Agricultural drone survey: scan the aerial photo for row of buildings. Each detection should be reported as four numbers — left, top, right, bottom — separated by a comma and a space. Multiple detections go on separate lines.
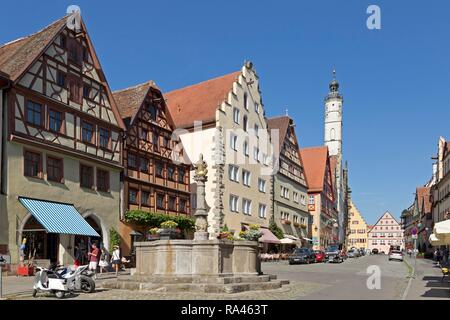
0, 13, 351, 267
401, 137, 450, 253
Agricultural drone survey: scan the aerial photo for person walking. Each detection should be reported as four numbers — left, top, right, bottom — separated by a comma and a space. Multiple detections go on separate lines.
88, 242, 100, 279
98, 247, 109, 276
111, 245, 121, 277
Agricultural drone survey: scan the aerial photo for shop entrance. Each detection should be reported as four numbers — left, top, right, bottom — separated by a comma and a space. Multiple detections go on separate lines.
74, 216, 103, 265
22, 216, 59, 263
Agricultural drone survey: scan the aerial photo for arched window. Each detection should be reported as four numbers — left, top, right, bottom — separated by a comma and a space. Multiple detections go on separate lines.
243, 93, 248, 110
330, 128, 336, 141
243, 115, 248, 132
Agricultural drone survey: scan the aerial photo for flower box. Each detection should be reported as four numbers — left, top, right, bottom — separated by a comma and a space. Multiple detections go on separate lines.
293, 222, 301, 228
281, 220, 292, 225
300, 224, 307, 229
17, 266, 34, 276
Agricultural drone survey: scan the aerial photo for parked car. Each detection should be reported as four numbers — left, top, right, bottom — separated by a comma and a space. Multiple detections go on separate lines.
325, 245, 344, 263
372, 248, 379, 255
314, 250, 326, 263
388, 250, 404, 262
359, 249, 366, 256
347, 249, 360, 258
289, 248, 316, 265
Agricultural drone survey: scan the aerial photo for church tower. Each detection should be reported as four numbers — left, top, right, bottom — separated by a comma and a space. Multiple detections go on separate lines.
324, 70, 345, 244
324, 70, 343, 158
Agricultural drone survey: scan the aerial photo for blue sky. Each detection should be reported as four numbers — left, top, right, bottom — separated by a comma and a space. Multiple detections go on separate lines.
1, 1, 449, 224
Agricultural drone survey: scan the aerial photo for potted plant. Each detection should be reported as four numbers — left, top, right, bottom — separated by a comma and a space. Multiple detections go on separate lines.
217, 225, 231, 239
281, 219, 292, 225
147, 227, 160, 240
293, 222, 301, 228
242, 224, 263, 242
158, 220, 179, 240
300, 224, 307, 229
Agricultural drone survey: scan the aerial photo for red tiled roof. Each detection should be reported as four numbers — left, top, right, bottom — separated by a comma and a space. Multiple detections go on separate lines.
165, 71, 241, 129
416, 186, 432, 214
0, 16, 67, 81
113, 81, 157, 121
300, 146, 329, 193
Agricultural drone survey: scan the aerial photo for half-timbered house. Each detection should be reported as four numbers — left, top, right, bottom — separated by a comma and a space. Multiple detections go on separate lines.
113, 81, 191, 255
0, 14, 125, 265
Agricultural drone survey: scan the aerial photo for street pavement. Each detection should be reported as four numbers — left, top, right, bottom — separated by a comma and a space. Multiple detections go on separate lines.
3, 254, 449, 300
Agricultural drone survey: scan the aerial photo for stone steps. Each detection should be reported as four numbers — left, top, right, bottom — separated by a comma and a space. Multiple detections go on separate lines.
100, 274, 289, 294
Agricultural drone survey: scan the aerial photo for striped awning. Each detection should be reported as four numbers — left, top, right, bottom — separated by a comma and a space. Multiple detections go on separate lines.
19, 197, 99, 237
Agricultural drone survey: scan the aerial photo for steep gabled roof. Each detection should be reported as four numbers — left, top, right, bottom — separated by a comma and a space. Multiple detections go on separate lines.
165, 71, 241, 129
267, 116, 290, 148
113, 81, 157, 122
300, 146, 329, 193
0, 15, 68, 81
416, 186, 432, 215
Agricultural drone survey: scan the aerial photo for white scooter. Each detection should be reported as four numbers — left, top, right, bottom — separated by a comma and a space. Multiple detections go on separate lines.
32, 264, 92, 299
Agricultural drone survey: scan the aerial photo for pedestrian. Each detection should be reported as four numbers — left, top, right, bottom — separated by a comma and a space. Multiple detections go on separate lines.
98, 247, 109, 276
74, 244, 82, 267
407, 248, 412, 258
88, 242, 100, 278
111, 245, 121, 277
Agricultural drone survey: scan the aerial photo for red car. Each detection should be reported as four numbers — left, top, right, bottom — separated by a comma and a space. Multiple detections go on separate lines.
314, 250, 326, 263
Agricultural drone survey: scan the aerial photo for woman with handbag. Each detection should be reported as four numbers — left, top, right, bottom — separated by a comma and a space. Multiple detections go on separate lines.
111, 245, 121, 277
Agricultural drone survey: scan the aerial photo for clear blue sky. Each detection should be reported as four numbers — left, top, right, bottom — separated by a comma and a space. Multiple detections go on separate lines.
1, 1, 449, 224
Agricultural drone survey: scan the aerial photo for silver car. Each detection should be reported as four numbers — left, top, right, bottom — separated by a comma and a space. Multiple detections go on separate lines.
388, 250, 403, 262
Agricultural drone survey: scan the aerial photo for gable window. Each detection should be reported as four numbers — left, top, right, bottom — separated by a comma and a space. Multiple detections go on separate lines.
156, 194, 165, 209
243, 93, 248, 110
128, 153, 137, 169
163, 137, 170, 148
254, 124, 259, 137
233, 108, 240, 124
49, 109, 63, 133
82, 46, 89, 62
81, 121, 94, 144
67, 38, 82, 65
141, 191, 150, 206
26, 101, 42, 126
83, 85, 91, 99
99, 128, 110, 149
168, 166, 175, 181
128, 189, 138, 204
179, 199, 187, 213
146, 103, 157, 121
24, 151, 42, 178
139, 157, 149, 173
230, 195, 239, 213
57, 71, 66, 87
153, 133, 159, 151
155, 161, 164, 177
168, 196, 176, 211
253, 147, 259, 162
68, 75, 82, 104
254, 103, 259, 114
97, 169, 110, 192
80, 164, 94, 189
138, 128, 148, 141
258, 178, 266, 193
242, 170, 251, 187
243, 116, 248, 132
47, 156, 63, 183
178, 168, 185, 183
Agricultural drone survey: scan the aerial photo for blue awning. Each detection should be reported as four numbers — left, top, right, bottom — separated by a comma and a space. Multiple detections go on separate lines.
19, 197, 100, 237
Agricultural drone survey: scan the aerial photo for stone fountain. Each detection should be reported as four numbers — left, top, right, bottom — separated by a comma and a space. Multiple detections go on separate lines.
102, 155, 288, 293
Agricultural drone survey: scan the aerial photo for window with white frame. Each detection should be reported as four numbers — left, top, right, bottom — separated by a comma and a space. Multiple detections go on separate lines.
230, 134, 237, 151
229, 195, 239, 212
281, 186, 289, 199
293, 216, 299, 223
281, 212, 290, 220
254, 124, 259, 137
242, 198, 252, 215
262, 153, 268, 166
244, 93, 248, 110
243, 140, 249, 157
258, 204, 266, 218
228, 165, 239, 182
254, 103, 259, 113
233, 108, 240, 124
309, 195, 315, 205
242, 170, 251, 187
300, 217, 306, 224
293, 192, 299, 203
300, 195, 306, 205
253, 147, 259, 162
258, 178, 266, 193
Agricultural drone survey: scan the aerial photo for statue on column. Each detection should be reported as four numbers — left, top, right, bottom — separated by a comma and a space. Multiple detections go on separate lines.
193, 154, 209, 240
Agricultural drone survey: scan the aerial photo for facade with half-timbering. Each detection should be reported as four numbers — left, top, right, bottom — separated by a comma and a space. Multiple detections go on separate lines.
113, 81, 191, 255
0, 15, 125, 265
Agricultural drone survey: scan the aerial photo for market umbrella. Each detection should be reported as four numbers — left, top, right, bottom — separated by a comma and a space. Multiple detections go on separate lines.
433, 220, 450, 244
429, 233, 447, 246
